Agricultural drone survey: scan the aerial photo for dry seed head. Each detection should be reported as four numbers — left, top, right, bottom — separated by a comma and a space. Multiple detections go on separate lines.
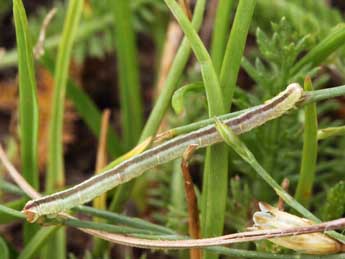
252, 202, 344, 255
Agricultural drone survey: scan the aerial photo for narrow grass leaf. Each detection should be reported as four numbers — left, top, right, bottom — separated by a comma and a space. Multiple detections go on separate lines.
171, 82, 204, 114
0, 204, 25, 219
47, 0, 83, 191
0, 236, 9, 259
108, 0, 143, 149
13, 0, 40, 244
164, 3, 228, 259
18, 226, 59, 259
46, 0, 83, 258
210, 0, 235, 74
295, 77, 318, 206
140, 0, 206, 139
107, 0, 145, 215
220, 0, 256, 107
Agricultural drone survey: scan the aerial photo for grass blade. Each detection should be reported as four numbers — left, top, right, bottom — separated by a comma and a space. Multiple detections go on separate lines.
46, 1, 83, 258
210, 0, 235, 74
164, 2, 227, 259
108, 0, 143, 149
220, 0, 256, 107
18, 226, 60, 259
110, 0, 207, 213
295, 77, 318, 206
13, 0, 40, 244
140, 0, 206, 140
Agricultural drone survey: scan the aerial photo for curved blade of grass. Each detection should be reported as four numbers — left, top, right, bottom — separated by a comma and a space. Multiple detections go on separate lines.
0, 236, 9, 259
295, 77, 318, 207
219, 0, 256, 107
13, 0, 40, 244
164, 3, 228, 259
46, 1, 83, 258
171, 82, 204, 114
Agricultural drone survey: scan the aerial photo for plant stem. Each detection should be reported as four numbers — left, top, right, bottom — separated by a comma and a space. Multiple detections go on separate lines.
140, 0, 206, 139
13, 0, 40, 244
109, 0, 207, 213
295, 77, 318, 206
46, 1, 83, 258
219, 0, 256, 107
108, 0, 143, 149
210, 0, 234, 74
164, 3, 228, 257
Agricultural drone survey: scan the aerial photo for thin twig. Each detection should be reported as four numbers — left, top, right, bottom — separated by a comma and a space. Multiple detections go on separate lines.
0, 144, 40, 199
155, 21, 183, 97
181, 144, 201, 259
34, 7, 57, 59
277, 178, 289, 211
76, 218, 345, 249
93, 109, 110, 216
95, 109, 110, 173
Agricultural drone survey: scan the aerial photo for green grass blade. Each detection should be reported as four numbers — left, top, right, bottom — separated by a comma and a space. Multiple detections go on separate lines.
318, 126, 345, 140
47, 0, 83, 191
13, 0, 40, 244
164, 2, 228, 259
220, 0, 256, 107
108, 0, 143, 149
210, 0, 235, 74
0, 198, 27, 224
18, 226, 59, 259
106, 0, 145, 217
0, 204, 25, 220
46, 1, 83, 258
109, 0, 207, 213
295, 78, 318, 206
140, 0, 206, 140
0, 236, 9, 259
